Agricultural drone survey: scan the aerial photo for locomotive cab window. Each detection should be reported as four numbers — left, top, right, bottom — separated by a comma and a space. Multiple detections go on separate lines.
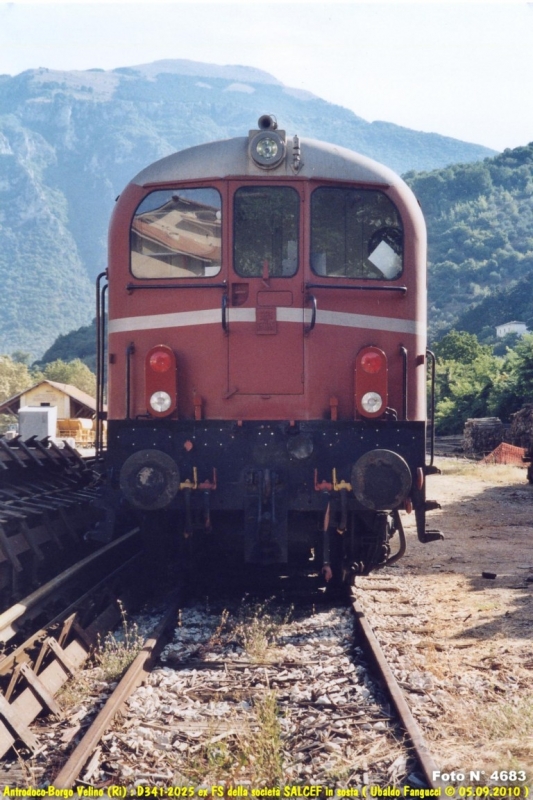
131, 188, 222, 279
233, 186, 299, 277
311, 187, 403, 280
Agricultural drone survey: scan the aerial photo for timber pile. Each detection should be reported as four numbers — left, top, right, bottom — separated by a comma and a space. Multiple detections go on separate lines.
463, 417, 504, 457
508, 404, 533, 451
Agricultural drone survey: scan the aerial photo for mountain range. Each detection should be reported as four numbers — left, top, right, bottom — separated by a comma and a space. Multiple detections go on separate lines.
0, 59, 496, 357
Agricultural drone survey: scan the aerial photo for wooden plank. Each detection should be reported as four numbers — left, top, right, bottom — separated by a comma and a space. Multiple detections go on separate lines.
0, 637, 89, 758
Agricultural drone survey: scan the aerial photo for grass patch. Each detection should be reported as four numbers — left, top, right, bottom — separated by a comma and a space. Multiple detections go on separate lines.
480, 694, 533, 741
95, 600, 144, 682
248, 691, 284, 781
57, 672, 94, 710
172, 691, 284, 784
436, 694, 533, 778
233, 597, 293, 661
436, 457, 526, 483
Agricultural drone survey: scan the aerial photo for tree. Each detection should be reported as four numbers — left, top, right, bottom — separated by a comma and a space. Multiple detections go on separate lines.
40, 359, 96, 398
434, 350, 499, 434
0, 355, 34, 403
488, 334, 533, 420
433, 330, 491, 364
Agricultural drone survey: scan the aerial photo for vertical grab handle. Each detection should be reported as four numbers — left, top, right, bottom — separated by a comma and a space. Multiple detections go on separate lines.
400, 345, 408, 420
222, 293, 229, 334
305, 294, 317, 335
95, 271, 107, 456
426, 349, 437, 467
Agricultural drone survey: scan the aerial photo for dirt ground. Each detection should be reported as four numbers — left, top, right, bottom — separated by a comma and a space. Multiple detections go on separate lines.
396, 457, 533, 781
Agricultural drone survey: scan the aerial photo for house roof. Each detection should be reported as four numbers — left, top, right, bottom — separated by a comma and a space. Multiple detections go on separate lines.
0, 380, 99, 417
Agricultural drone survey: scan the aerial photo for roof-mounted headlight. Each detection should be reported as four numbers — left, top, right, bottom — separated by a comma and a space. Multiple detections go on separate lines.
249, 115, 286, 169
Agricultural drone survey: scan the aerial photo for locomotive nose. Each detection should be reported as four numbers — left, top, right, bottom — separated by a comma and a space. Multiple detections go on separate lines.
119, 449, 180, 510
351, 449, 412, 511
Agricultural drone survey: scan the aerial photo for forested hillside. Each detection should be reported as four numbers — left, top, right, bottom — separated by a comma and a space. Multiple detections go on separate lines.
405, 143, 533, 341
0, 59, 494, 357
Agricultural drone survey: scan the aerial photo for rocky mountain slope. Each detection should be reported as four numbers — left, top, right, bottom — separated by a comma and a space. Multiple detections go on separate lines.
0, 59, 495, 357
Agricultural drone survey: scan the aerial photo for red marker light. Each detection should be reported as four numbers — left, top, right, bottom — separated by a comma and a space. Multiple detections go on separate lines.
361, 351, 384, 374
355, 346, 388, 419
149, 350, 172, 373
145, 345, 177, 418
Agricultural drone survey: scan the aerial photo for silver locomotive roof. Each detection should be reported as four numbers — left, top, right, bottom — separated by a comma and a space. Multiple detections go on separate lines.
132, 135, 403, 188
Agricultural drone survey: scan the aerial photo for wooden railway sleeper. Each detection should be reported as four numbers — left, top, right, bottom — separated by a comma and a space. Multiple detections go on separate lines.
47, 440, 75, 470
0, 439, 27, 469
33, 637, 51, 675
57, 612, 77, 648
0, 627, 92, 759
19, 662, 63, 718
24, 438, 64, 467
45, 638, 77, 677
0, 523, 23, 573
32, 633, 77, 678
41, 510, 65, 551
0, 491, 56, 511
53, 489, 100, 505
0, 507, 45, 564
14, 493, 69, 510
5, 662, 26, 703
0, 692, 38, 752
61, 439, 89, 471
13, 487, 75, 510
58, 508, 80, 542
13, 493, 85, 542
0, 497, 61, 515
70, 617, 96, 651
12, 437, 44, 468
20, 519, 45, 562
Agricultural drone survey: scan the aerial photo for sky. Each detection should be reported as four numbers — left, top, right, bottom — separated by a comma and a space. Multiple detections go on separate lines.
0, 1, 532, 153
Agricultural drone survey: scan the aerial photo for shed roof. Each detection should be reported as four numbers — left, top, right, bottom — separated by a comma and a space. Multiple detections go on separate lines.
0, 380, 98, 417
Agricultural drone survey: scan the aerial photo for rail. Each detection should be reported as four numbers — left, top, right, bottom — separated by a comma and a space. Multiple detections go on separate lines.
53, 598, 180, 788
350, 588, 442, 790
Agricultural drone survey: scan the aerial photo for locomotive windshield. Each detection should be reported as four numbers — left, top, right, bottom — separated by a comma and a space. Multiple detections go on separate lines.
131, 188, 222, 279
233, 186, 299, 277
311, 188, 403, 280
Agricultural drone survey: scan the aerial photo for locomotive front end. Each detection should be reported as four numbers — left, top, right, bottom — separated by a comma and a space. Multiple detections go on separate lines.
99, 116, 441, 580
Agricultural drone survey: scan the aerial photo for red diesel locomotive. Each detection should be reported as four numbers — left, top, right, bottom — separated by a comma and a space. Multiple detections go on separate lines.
96, 115, 441, 580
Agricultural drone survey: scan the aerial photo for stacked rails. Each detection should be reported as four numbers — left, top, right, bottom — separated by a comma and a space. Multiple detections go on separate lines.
0, 435, 100, 607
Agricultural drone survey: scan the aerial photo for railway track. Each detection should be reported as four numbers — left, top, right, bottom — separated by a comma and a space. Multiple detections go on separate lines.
7, 576, 444, 791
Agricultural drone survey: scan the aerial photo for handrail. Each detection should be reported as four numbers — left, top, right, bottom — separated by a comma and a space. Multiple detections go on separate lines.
95, 272, 107, 457
306, 282, 407, 295
305, 294, 317, 335
126, 281, 227, 292
221, 294, 229, 334
126, 342, 135, 421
